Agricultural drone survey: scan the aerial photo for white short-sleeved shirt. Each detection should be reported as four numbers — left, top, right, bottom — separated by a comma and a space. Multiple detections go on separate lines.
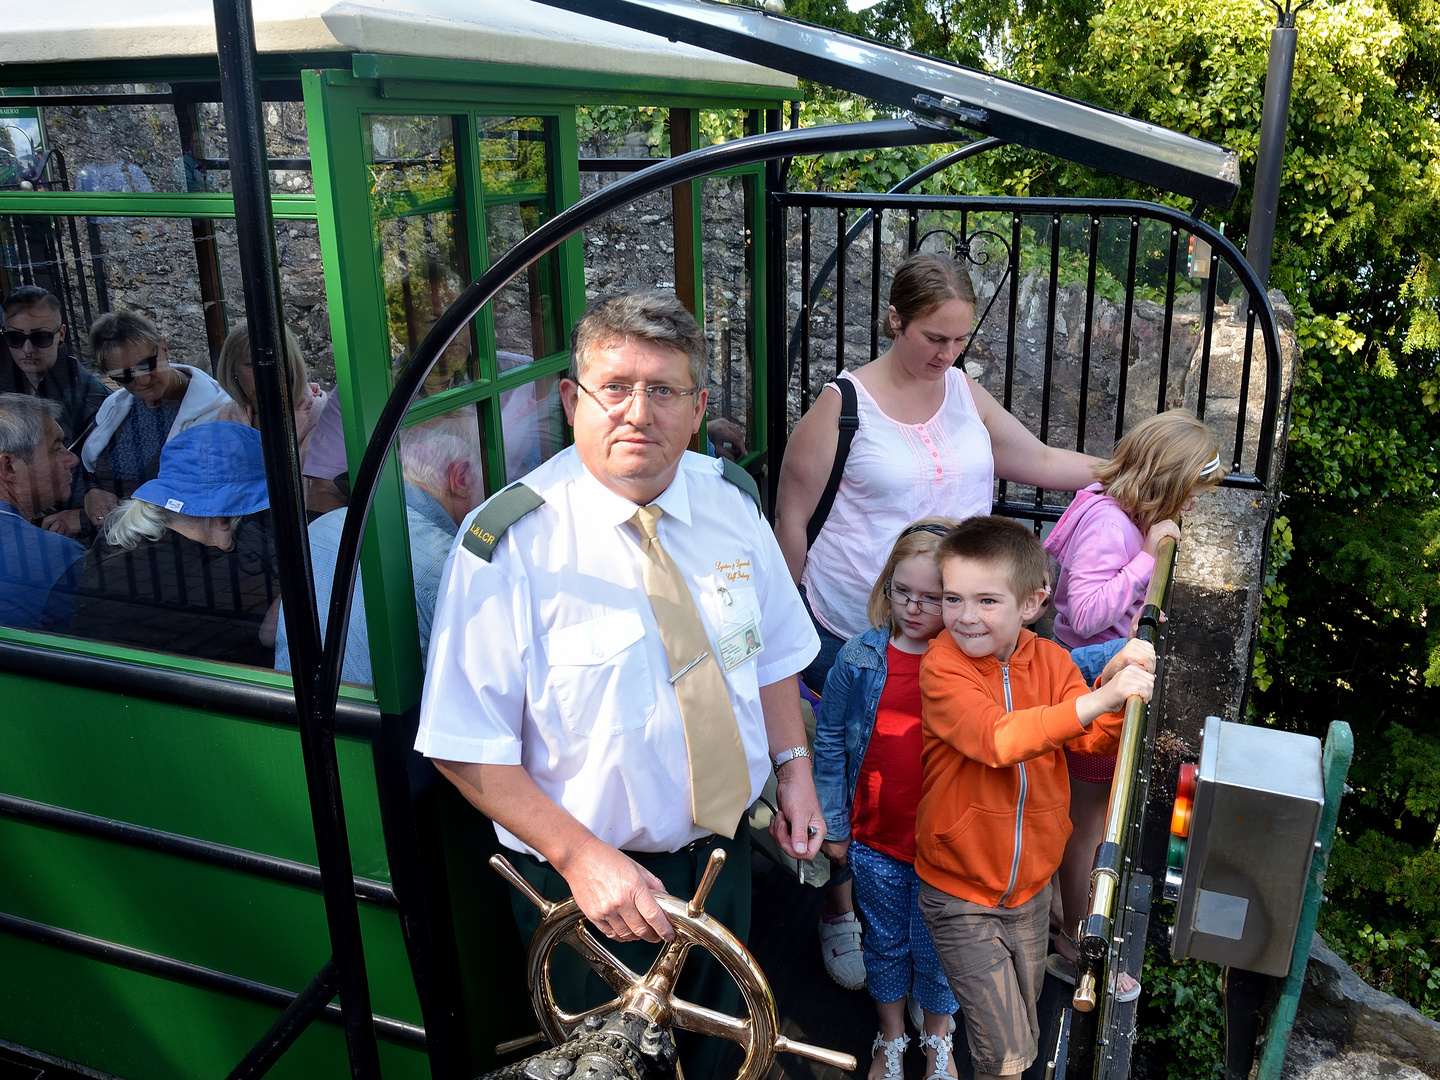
415, 447, 821, 857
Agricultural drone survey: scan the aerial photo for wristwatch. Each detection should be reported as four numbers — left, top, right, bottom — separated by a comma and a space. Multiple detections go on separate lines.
771, 745, 813, 770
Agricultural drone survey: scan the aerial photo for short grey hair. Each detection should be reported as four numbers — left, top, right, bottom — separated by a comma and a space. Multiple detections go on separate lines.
399, 413, 485, 495
0, 393, 60, 462
569, 291, 706, 389
101, 498, 242, 551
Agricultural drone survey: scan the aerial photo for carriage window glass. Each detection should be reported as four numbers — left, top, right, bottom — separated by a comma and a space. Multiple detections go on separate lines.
0, 205, 341, 670
480, 116, 563, 368
488, 203, 563, 363
498, 373, 566, 483
182, 97, 313, 196
701, 174, 756, 457
576, 109, 676, 313
367, 114, 475, 396
14, 87, 309, 198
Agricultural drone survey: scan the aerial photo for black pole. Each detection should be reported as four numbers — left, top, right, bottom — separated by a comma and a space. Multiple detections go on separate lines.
211, 1, 382, 1077
1245, 6, 1299, 288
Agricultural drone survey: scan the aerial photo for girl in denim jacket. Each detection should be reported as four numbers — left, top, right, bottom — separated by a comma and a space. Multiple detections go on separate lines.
814, 518, 961, 1080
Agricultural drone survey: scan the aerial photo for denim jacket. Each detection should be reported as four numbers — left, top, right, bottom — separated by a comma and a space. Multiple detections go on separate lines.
812, 625, 894, 842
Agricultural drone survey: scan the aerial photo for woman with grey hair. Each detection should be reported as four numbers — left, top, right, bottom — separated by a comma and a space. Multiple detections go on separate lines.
73, 421, 279, 666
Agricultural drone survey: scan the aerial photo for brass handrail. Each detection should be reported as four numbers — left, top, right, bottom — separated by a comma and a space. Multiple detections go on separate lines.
1072, 535, 1177, 1012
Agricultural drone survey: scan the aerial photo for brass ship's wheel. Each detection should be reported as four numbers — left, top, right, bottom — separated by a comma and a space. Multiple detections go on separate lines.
491, 849, 855, 1080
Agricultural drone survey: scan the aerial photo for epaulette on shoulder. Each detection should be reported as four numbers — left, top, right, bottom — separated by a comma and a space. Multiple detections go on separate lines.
460, 483, 545, 562
719, 457, 761, 512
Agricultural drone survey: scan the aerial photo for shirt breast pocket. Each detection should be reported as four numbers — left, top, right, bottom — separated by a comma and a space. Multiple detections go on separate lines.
544, 610, 656, 738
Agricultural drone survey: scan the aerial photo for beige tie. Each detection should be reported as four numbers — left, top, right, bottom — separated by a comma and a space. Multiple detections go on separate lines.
632, 504, 751, 837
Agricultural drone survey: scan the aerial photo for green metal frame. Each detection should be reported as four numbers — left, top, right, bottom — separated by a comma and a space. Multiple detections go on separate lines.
1255, 721, 1353, 1080
0, 50, 787, 1079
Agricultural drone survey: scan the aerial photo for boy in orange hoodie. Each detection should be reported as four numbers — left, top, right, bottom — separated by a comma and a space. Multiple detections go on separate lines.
916, 516, 1154, 1080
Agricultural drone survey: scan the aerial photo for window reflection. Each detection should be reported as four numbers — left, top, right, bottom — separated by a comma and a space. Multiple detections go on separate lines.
482, 117, 563, 367
702, 174, 755, 457
367, 115, 475, 396
274, 409, 488, 686
498, 369, 566, 482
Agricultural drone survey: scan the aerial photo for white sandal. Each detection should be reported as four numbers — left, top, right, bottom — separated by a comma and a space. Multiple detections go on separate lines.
870, 1032, 909, 1080
918, 1031, 956, 1080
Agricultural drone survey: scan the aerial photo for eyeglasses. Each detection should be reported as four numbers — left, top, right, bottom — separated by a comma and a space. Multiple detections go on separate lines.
576, 380, 701, 411
3, 327, 60, 350
104, 353, 162, 385
884, 581, 943, 615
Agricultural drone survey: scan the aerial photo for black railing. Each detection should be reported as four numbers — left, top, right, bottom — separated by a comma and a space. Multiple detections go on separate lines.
768, 192, 1283, 519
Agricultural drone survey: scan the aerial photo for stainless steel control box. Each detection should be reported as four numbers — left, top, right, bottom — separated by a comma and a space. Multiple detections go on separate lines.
1170, 716, 1324, 976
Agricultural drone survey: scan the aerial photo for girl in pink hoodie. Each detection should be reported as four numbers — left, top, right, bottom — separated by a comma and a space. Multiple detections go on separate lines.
1044, 409, 1224, 649
1042, 409, 1222, 989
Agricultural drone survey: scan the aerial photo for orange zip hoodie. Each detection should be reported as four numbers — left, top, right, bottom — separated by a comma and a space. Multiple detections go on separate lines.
915, 627, 1124, 908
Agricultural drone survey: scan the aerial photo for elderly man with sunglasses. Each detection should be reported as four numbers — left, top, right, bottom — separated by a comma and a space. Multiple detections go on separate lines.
415, 291, 823, 1080
79, 310, 229, 528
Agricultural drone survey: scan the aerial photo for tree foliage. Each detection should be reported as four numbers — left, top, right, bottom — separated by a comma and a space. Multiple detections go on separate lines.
779, 0, 1440, 1011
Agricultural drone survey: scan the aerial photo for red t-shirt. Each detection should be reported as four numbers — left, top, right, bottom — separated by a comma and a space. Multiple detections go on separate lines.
850, 644, 926, 863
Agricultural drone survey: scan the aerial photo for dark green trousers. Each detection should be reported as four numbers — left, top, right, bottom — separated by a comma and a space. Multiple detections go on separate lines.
511, 824, 751, 1080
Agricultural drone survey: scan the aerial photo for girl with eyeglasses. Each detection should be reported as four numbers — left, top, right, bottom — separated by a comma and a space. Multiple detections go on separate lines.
79, 310, 229, 529
813, 517, 963, 1080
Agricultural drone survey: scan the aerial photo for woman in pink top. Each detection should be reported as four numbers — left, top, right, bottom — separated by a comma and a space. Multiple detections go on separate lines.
777, 253, 1101, 690
775, 251, 1101, 986
215, 323, 338, 510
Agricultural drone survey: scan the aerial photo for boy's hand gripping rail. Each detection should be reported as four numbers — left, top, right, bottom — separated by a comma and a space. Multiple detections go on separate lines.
1071, 536, 1176, 1013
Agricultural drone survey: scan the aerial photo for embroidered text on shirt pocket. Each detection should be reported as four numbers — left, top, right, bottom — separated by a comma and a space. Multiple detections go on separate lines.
543, 610, 656, 738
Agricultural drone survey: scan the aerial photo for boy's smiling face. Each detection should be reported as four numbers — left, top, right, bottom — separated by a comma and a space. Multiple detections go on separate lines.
940, 555, 1048, 663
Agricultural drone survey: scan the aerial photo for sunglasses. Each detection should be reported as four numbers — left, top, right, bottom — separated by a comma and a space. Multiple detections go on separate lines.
3, 327, 60, 350
104, 353, 162, 385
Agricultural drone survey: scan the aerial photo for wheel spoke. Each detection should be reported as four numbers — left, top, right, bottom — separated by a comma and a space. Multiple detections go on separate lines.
563, 924, 642, 995
669, 997, 752, 1045
555, 997, 625, 1032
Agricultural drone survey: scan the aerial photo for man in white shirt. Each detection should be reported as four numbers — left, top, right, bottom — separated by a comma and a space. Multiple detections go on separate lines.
415, 292, 822, 1073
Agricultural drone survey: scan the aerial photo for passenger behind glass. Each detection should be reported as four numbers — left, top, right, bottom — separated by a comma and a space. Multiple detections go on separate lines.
71, 421, 278, 667
274, 413, 485, 686
0, 394, 85, 632
80, 310, 229, 529
215, 322, 334, 509
1, 286, 109, 537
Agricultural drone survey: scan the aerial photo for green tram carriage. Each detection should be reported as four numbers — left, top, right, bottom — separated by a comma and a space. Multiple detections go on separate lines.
0, 2, 1289, 1078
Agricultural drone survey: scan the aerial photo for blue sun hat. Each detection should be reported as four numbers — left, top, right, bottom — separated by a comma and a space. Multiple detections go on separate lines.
132, 421, 270, 517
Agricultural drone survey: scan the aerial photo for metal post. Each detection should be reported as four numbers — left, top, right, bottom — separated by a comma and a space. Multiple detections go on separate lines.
1254, 721, 1354, 1079
211, 0, 382, 1076
1245, 3, 1303, 288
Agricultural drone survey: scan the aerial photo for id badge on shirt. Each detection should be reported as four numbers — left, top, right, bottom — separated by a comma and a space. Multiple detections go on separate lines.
715, 585, 763, 671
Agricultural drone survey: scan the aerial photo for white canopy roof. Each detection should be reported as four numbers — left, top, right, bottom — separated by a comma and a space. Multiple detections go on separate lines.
0, 0, 797, 89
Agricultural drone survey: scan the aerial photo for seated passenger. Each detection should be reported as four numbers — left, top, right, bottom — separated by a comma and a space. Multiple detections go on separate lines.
274, 413, 484, 685
0, 394, 85, 631
215, 322, 330, 480
80, 310, 229, 528
299, 392, 349, 513
72, 421, 278, 667
1, 286, 109, 536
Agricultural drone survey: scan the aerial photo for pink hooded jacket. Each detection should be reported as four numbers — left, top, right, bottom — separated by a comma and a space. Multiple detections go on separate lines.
1044, 484, 1152, 649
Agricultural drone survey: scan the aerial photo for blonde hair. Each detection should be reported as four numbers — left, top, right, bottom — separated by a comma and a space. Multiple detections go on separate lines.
1095, 409, 1225, 532
216, 323, 309, 410
865, 516, 961, 636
